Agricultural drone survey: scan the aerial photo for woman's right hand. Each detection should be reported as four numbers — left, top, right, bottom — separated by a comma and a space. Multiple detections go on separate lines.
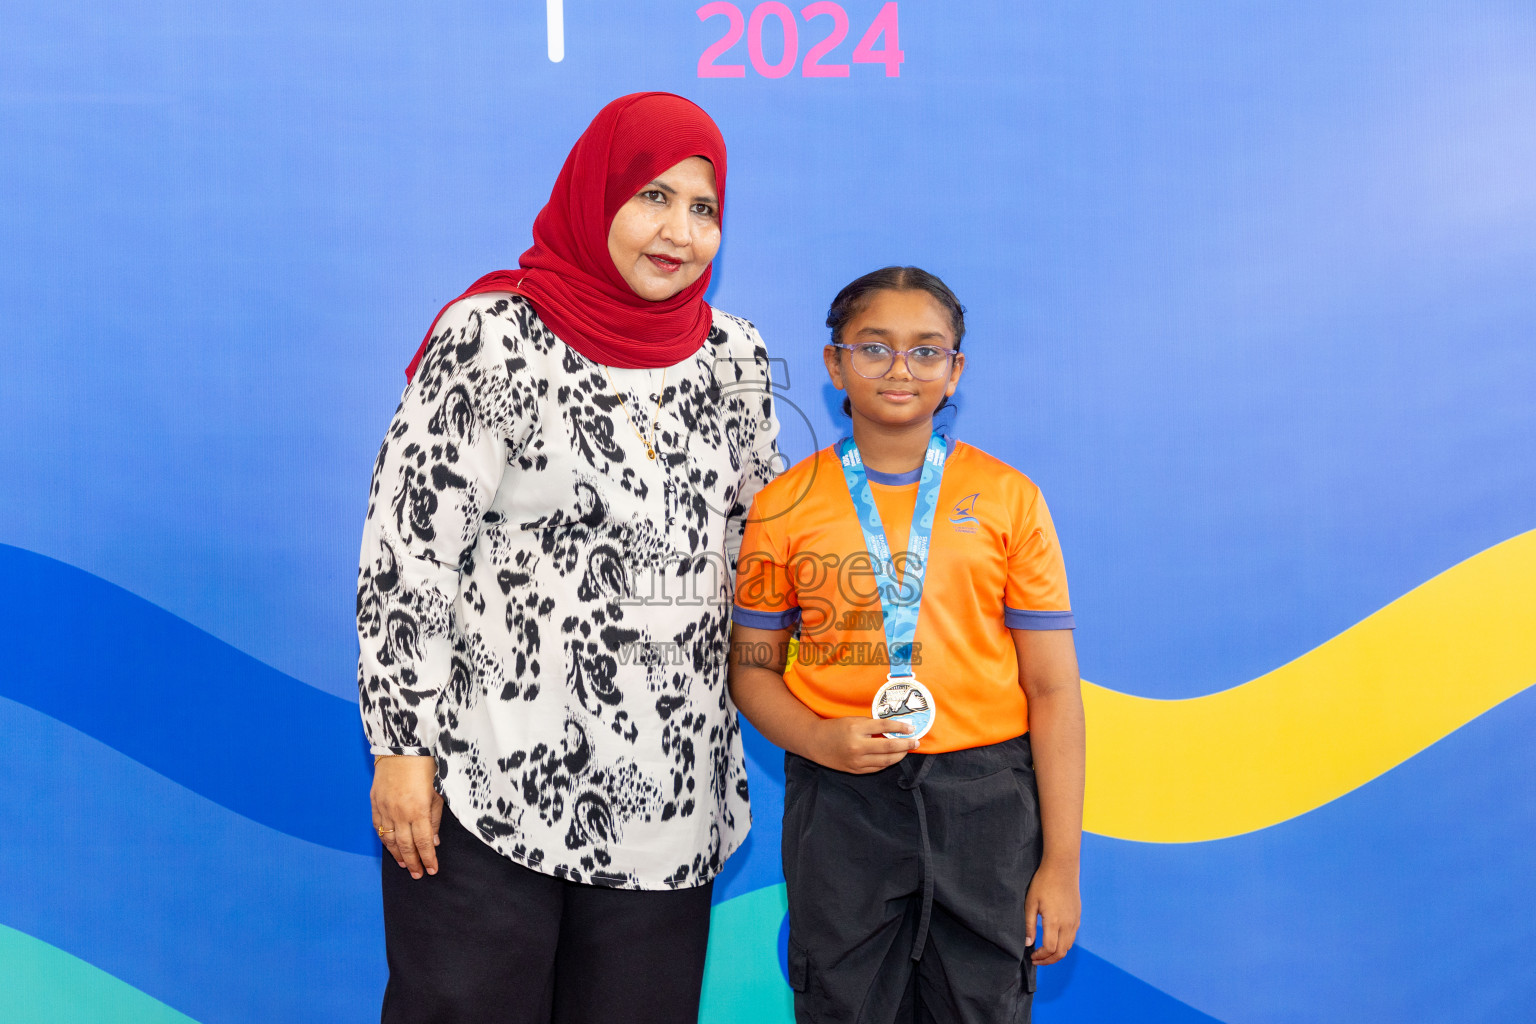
371, 755, 444, 878
807, 717, 919, 774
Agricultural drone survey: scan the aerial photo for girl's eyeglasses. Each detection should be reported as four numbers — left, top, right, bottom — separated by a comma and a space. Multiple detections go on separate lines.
830, 342, 958, 381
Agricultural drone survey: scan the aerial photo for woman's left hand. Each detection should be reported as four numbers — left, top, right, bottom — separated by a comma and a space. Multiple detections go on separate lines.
371, 754, 444, 879
1025, 857, 1081, 965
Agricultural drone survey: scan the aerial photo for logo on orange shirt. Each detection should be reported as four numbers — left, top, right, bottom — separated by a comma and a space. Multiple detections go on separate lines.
950, 493, 979, 532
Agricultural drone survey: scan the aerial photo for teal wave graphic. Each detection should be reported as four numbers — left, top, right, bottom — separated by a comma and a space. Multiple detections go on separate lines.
0, 924, 201, 1024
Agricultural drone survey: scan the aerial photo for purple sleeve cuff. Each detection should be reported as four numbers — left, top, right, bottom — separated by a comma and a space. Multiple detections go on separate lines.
732, 605, 801, 630
1004, 607, 1076, 630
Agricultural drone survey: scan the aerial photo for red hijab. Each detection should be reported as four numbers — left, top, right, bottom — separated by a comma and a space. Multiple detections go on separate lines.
405, 93, 727, 380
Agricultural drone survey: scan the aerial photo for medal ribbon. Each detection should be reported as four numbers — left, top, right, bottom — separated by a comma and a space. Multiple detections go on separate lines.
837, 432, 949, 678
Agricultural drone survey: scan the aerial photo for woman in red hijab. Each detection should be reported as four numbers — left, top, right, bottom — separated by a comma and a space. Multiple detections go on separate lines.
357, 93, 781, 1023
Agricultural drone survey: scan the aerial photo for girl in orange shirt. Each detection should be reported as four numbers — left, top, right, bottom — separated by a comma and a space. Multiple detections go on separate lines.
730, 266, 1086, 1024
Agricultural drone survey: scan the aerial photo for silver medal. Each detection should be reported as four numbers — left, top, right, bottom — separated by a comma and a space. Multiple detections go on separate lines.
872, 676, 936, 740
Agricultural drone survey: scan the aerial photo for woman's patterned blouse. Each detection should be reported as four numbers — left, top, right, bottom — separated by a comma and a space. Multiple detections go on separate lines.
357, 294, 780, 890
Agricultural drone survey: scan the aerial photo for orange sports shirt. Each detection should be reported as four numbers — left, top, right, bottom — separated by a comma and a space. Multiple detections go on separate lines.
733, 438, 1074, 753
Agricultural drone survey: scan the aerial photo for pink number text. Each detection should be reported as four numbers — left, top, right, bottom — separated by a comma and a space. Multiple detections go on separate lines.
697, 2, 903, 79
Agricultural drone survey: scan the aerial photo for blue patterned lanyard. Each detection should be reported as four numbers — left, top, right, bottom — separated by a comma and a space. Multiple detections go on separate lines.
836, 432, 949, 678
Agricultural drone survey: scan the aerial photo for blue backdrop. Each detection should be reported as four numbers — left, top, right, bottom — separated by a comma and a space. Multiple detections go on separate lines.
3, 2, 1534, 1021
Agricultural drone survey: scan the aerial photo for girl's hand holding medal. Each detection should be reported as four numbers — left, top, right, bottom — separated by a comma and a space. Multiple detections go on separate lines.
805, 715, 920, 775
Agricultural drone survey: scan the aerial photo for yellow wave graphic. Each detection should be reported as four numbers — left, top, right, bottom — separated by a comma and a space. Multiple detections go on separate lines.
1084, 529, 1536, 843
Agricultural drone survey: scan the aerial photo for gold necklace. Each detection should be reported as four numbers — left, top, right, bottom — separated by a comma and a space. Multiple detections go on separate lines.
602, 366, 666, 460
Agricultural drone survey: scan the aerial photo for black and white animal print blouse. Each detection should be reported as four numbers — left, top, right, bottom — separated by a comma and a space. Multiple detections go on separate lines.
357, 294, 780, 889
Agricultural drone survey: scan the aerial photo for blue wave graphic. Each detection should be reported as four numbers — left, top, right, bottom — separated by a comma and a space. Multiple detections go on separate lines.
0, 696, 383, 1024
0, 549, 1217, 1023
7, 689, 1221, 1024
0, 542, 792, 887
1080, 683, 1536, 1023
8, 543, 1533, 1021
1034, 944, 1223, 1022
0, 544, 374, 854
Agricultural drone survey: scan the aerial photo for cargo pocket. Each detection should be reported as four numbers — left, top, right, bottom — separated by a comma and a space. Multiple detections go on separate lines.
788, 940, 810, 993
